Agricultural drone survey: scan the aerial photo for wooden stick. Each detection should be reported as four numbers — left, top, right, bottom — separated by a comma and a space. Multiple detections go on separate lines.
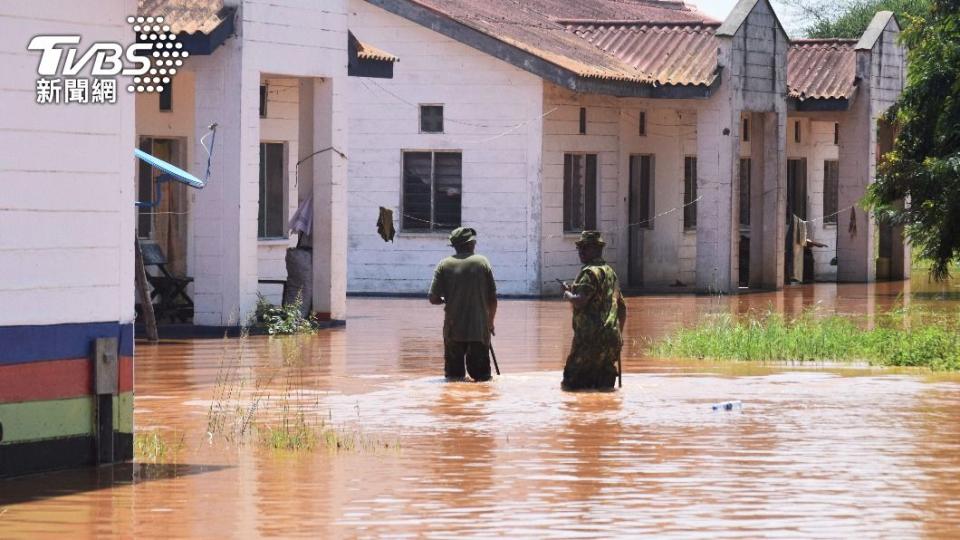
135, 238, 159, 342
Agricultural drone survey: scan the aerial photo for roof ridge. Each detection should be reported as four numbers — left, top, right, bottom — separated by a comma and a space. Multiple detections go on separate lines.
791, 38, 858, 44
557, 18, 719, 27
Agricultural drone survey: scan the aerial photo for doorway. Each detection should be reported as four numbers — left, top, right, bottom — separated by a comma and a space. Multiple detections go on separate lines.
627, 154, 653, 287
137, 137, 189, 277
786, 158, 808, 283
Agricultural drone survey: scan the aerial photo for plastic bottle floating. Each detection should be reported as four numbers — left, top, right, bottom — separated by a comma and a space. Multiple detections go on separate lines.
712, 400, 743, 411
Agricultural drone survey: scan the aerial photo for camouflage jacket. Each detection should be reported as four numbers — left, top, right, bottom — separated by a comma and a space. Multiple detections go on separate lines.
571, 258, 624, 347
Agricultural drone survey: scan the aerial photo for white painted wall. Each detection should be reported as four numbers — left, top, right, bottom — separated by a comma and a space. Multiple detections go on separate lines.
346, 0, 544, 296
787, 117, 839, 280
0, 0, 136, 327
540, 85, 622, 292
190, 0, 349, 324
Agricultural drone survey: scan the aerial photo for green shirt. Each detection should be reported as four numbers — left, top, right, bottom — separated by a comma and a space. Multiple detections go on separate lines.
430, 253, 496, 343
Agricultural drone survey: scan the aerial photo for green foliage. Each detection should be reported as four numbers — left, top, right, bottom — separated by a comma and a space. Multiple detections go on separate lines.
784, 0, 930, 38
866, 0, 960, 280
652, 307, 960, 371
254, 293, 319, 335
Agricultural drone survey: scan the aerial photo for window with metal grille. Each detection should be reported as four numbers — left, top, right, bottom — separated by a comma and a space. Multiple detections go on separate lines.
823, 160, 839, 224
420, 105, 444, 133
630, 155, 654, 229
258, 142, 286, 239
563, 153, 597, 232
402, 151, 462, 231
684, 156, 698, 230
739, 158, 751, 227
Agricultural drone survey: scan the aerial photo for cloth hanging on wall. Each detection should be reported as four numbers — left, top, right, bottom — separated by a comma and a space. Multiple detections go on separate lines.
377, 206, 396, 242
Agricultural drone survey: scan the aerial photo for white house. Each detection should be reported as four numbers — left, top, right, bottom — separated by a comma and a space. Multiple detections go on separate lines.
134, 0, 398, 326
0, 0, 137, 477
346, 0, 908, 296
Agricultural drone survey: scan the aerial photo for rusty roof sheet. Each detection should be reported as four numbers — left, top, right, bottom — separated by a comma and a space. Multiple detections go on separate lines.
357, 41, 399, 62
566, 22, 720, 87
787, 39, 858, 101
403, 0, 716, 84
138, 0, 226, 35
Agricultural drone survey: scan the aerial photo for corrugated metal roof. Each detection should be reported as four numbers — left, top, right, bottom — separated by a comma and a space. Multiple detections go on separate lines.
787, 39, 858, 101
403, 0, 716, 83
138, 0, 226, 35
566, 22, 720, 87
357, 41, 399, 63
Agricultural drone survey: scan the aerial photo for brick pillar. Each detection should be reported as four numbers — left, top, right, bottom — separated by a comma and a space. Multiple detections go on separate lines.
836, 86, 876, 283
303, 77, 347, 321
696, 98, 739, 293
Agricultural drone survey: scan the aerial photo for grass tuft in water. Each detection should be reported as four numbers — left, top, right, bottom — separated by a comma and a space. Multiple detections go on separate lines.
134, 429, 185, 463
651, 307, 960, 370
205, 330, 400, 453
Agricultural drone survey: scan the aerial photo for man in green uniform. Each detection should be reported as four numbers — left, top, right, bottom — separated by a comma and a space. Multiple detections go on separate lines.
560, 231, 627, 391
429, 227, 498, 381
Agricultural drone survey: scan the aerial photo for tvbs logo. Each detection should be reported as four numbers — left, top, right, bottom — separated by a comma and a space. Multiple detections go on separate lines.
27, 15, 188, 104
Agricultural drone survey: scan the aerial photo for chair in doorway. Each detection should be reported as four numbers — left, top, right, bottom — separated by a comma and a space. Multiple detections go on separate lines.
138, 239, 194, 323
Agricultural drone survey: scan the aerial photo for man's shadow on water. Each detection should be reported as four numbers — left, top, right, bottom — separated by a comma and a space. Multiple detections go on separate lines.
0, 462, 231, 506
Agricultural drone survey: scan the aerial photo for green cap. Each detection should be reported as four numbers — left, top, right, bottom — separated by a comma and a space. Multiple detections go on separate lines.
448, 226, 477, 246
575, 230, 605, 247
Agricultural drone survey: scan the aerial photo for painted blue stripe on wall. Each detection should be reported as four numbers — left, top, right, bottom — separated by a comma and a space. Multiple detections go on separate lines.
0, 322, 133, 366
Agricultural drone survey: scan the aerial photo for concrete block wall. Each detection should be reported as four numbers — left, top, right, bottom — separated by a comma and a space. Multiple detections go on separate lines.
0, 0, 137, 328
346, 0, 544, 296
541, 84, 621, 293
838, 14, 905, 283
706, 0, 788, 292
0, 0, 137, 477
616, 103, 698, 288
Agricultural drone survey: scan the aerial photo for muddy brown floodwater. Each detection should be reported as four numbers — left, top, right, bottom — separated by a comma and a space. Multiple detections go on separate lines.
3, 280, 960, 538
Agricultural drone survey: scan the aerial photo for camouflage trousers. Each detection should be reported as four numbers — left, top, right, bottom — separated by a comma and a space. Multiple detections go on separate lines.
561, 340, 621, 391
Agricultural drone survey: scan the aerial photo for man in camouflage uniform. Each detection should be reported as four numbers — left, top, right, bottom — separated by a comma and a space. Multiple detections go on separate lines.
429, 227, 498, 382
560, 231, 627, 391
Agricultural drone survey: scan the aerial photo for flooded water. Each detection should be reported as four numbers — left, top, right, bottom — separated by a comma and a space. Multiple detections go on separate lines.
3, 280, 960, 538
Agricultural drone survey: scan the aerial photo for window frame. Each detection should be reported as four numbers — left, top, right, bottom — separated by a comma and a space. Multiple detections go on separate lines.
579, 107, 587, 135
683, 156, 698, 231
638, 111, 647, 137
400, 149, 463, 233
742, 116, 750, 142
258, 141, 289, 240
563, 152, 598, 233
419, 104, 444, 134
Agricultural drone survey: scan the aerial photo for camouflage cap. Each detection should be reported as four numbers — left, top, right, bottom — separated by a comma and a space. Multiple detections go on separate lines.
448, 226, 477, 246
575, 230, 605, 247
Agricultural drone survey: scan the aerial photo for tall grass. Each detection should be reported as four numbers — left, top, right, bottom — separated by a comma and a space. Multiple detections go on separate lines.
652, 307, 960, 370
205, 330, 398, 452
